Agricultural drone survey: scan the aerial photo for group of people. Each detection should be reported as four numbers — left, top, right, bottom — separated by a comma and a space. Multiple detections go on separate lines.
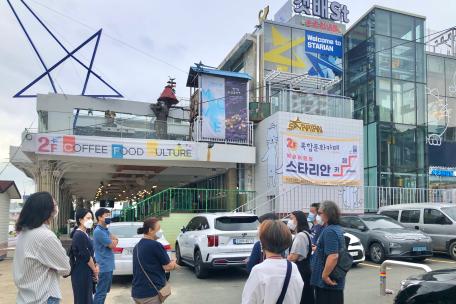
12, 191, 179, 304
242, 201, 347, 304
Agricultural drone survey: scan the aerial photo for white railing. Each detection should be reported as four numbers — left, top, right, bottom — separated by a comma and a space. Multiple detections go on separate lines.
234, 185, 454, 215
194, 117, 254, 146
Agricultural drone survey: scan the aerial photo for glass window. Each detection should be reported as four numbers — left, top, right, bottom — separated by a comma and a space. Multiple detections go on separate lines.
379, 124, 392, 168
445, 57, 456, 97
214, 216, 259, 231
375, 35, 391, 78
374, 9, 391, 36
393, 80, 416, 124
400, 210, 420, 223
363, 126, 368, 167
368, 167, 378, 186
340, 217, 365, 229
442, 207, 456, 222
346, 17, 367, 51
391, 13, 414, 40
416, 43, 426, 83
363, 216, 403, 229
380, 210, 399, 220
415, 18, 425, 43
427, 55, 446, 96
392, 39, 415, 81
377, 78, 392, 121
424, 209, 452, 225
416, 83, 426, 125
186, 217, 200, 231
368, 123, 377, 167
392, 124, 417, 170
417, 126, 426, 170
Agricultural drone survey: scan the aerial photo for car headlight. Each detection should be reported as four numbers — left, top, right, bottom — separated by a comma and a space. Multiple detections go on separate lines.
389, 242, 401, 248
400, 279, 422, 291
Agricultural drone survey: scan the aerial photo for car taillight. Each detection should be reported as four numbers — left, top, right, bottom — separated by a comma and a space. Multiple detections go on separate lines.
207, 235, 219, 247
113, 247, 123, 254
162, 244, 172, 251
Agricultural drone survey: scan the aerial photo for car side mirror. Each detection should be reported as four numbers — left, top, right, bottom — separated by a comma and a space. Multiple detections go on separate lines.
181, 226, 187, 233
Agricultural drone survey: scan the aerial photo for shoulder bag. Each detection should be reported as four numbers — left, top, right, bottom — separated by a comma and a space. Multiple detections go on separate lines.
136, 243, 172, 303
328, 232, 353, 282
276, 260, 292, 304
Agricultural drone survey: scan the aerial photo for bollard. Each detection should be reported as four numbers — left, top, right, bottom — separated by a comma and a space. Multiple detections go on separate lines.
380, 260, 432, 296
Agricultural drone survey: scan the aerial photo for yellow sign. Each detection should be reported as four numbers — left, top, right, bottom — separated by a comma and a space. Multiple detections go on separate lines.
287, 118, 323, 133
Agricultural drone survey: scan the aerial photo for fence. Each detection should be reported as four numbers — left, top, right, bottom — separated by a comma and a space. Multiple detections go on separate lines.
233, 185, 454, 216
120, 188, 255, 222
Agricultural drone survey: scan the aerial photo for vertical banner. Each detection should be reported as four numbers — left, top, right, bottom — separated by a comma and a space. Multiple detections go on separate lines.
201, 74, 226, 139
225, 78, 248, 141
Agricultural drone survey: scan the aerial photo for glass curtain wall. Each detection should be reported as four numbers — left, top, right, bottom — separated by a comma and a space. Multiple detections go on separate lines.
344, 8, 427, 188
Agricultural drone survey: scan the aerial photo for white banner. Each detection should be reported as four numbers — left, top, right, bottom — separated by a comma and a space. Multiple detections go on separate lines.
201, 74, 226, 139
34, 134, 198, 161
283, 133, 361, 186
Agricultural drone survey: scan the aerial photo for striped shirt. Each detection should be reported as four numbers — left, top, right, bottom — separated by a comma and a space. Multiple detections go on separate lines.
13, 224, 71, 304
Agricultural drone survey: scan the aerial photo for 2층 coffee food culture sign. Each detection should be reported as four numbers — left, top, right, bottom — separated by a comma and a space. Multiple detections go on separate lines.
293, 0, 349, 23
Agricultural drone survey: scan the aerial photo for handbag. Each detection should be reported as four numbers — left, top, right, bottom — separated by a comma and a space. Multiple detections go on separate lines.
136, 243, 172, 303
328, 237, 353, 282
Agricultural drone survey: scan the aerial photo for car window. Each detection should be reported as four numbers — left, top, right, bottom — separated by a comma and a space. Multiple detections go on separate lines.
400, 210, 421, 223
215, 216, 259, 231
442, 207, 456, 222
424, 209, 452, 225
186, 217, 200, 231
109, 224, 141, 238
380, 210, 399, 220
198, 217, 210, 230
362, 216, 404, 229
340, 217, 353, 228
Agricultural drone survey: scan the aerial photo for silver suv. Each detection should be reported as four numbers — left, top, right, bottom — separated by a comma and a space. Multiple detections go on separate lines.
378, 203, 456, 260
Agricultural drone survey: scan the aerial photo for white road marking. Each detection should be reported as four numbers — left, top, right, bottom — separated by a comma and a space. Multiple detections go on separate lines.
427, 258, 456, 264
359, 263, 392, 270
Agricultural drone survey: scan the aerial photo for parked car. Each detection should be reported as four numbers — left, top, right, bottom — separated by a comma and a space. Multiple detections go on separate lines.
175, 213, 259, 279
378, 203, 456, 260
340, 215, 433, 264
109, 222, 172, 279
395, 268, 456, 304
282, 217, 365, 264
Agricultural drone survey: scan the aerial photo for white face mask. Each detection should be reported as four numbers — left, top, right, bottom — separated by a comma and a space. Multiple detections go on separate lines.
316, 215, 323, 225
84, 219, 94, 229
287, 220, 297, 231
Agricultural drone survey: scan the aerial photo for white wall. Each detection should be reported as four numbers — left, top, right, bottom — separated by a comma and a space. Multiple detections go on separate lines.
0, 193, 9, 259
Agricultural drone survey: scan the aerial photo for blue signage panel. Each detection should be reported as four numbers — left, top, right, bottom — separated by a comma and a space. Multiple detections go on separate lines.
305, 30, 343, 57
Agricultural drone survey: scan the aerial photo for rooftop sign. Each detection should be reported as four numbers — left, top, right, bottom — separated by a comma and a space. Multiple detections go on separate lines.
293, 0, 349, 23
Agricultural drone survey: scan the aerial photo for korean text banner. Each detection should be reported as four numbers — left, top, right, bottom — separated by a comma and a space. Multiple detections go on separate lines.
201, 74, 226, 140
34, 134, 197, 160
225, 78, 248, 141
283, 134, 361, 186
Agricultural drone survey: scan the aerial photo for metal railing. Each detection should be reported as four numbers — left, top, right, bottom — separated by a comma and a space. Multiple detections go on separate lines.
233, 185, 454, 215
120, 188, 256, 222
380, 260, 432, 296
194, 117, 254, 146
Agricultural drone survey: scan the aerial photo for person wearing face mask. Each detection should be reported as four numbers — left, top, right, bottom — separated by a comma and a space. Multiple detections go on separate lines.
132, 217, 179, 304
13, 192, 71, 304
93, 208, 118, 304
71, 208, 98, 304
308, 203, 324, 245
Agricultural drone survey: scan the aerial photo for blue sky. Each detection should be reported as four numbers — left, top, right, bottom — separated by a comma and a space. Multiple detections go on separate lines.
0, 0, 455, 195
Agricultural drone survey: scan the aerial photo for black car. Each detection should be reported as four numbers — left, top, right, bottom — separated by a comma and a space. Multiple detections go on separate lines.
395, 269, 456, 304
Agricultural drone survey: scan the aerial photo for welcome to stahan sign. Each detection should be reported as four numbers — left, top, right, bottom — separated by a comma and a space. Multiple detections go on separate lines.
293, 0, 349, 23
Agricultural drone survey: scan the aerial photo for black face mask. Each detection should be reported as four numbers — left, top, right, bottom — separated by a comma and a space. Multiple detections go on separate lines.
105, 218, 112, 225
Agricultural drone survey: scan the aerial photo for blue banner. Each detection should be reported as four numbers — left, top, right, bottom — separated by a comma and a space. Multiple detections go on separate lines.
305, 30, 343, 57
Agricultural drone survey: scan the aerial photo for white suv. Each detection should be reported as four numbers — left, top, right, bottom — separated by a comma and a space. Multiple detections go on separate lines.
175, 213, 259, 278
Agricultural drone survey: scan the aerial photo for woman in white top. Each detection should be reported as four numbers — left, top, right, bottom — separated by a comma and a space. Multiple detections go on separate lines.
13, 192, 71, 304
288, 210, 314, 304
242, 220, 304, 304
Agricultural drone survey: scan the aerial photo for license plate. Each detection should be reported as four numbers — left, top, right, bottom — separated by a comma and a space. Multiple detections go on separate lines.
233, 238, 254, 245
412, 246, 427, 252
123, 248, 133, 255
349, 251, 358, 257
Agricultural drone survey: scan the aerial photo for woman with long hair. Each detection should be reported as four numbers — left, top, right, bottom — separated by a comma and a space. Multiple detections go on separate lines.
70, 208, 98, 304
132, 217, 179, 304
13, 191, 70, 304
288, 210, 314, 304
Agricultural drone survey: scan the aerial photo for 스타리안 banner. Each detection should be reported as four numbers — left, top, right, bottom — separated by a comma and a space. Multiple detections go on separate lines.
283, 134, 361, 186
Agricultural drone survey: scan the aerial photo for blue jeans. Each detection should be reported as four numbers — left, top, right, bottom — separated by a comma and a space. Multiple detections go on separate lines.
93, 271, 113, 304
47, 297, 60, 304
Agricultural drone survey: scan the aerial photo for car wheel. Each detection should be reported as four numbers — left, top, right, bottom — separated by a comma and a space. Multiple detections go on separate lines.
449, 241, 456, 260
370, 243, 385, 264
194, 250, 208, 279
175, 243, 184, 266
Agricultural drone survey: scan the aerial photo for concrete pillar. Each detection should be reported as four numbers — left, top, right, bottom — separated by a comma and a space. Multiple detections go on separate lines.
225, 168, 238, 211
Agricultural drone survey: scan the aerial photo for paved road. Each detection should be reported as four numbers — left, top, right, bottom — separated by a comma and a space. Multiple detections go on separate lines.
1, 254, 455, 303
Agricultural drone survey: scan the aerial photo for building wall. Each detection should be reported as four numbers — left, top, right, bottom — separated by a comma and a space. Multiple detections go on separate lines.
344, 7, 427, 188
0, 193, 9, 260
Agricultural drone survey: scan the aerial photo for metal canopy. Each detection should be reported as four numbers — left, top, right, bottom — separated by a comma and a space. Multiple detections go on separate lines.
264, 70, 341, 92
